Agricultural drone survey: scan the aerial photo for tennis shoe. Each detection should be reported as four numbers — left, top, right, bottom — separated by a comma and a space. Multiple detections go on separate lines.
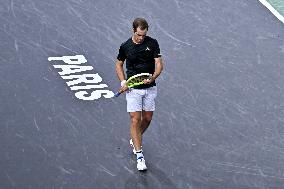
137, 157, 147, 171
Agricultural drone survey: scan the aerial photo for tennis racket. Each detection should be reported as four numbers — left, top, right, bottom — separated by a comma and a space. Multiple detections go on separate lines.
114, 73, 152, 97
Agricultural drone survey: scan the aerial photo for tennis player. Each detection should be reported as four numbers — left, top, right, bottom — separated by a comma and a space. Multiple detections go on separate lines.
115, 18, 163, 171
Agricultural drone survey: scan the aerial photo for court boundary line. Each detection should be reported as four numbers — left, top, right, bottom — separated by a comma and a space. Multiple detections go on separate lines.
259, 0, 284, 24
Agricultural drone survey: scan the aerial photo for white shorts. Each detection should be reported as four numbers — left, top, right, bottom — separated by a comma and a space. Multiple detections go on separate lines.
126, 86, 157, 112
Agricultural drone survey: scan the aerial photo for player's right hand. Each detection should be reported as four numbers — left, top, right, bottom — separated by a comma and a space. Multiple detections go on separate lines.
119, 85, 128, 93
119, 80, 128, 93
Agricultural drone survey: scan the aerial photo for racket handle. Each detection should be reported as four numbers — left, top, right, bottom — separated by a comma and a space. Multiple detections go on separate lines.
114, 92, 121, 97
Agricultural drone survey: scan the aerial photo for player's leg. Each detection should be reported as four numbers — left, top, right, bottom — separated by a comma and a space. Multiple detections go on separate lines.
126, 89, 143, 152
141, 86, 157, 135
141, 110, 153, 135
129, 111, 142, 151
129, 111, 147, 170
126, 89, 147, 171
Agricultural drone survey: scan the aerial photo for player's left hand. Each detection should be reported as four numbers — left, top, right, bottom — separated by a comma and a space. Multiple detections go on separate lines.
143, 77, 154, 84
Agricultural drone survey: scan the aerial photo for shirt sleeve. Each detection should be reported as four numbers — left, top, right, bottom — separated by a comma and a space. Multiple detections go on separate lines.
153, 39, 162, 58
117, 45, 126, 61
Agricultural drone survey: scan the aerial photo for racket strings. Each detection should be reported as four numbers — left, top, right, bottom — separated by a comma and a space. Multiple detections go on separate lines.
130, 76, 149, 84
127, 74, 151, 87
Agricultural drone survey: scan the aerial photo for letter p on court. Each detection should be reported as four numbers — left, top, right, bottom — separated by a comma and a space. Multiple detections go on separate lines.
48, 55, 87, 65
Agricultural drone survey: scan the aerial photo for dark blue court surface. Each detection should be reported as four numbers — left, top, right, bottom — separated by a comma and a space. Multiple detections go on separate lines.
1, 0, 284, 188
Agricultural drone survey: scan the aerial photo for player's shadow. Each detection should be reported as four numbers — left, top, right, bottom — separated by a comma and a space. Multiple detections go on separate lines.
124, 156, 178, 189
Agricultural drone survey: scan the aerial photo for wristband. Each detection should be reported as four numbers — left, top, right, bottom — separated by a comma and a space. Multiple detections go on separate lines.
120, 80, 127, 87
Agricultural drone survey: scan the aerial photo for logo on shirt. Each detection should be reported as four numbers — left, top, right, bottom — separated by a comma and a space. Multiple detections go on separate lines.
146, 47, 150, 51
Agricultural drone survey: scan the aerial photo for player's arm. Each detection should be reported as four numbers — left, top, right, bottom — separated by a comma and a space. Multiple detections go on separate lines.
115, 59, 126, 82
152, 57, 163, 80
115, 59, 128, 92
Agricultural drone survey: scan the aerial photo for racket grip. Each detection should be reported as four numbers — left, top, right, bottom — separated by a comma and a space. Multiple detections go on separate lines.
114, 92, 121, 97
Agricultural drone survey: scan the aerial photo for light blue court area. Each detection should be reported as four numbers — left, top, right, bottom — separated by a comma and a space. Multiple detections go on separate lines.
267, 0, 284, 16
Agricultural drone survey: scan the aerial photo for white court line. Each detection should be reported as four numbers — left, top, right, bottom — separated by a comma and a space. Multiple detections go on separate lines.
259, 0, 284, 24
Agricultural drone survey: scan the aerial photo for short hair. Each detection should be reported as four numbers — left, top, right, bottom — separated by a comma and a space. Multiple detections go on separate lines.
132, 18, 149, 32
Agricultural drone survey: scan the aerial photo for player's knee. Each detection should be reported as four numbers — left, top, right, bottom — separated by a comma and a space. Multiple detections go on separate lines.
130, 115, 141, 125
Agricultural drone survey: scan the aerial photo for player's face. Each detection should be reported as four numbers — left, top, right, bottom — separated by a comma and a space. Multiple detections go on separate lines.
133, 27, 147, 44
